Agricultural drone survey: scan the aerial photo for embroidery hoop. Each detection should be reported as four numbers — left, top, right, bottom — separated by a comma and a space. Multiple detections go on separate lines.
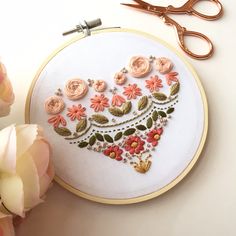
25, 28, 208, 204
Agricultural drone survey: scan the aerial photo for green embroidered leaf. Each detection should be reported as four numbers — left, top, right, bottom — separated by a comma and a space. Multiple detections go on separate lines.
114, 132, 123, 141
92, 114, 109, 124
152, 110, 158, 121
95, 133, 104, 141
76, 119, 87, 132
146, 117, 153, 129
122, 101, 132, 114
54, 127, 72, 136
158, 111, 167, 117
136, 125, 147, 131
166, 107, 175, 114
138, 96, 148, 111
78, 142, 88, 148
170, 82, 180, 96
152, 92, 167, 101
89, 136, 96, 146
108, 107, 124, 117
124, 128, 136, 136
104, 134, 113, 143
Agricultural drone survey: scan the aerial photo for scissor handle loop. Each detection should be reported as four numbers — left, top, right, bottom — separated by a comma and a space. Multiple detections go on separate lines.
177, 28, 214, 60
190, 0, 223, 20
167, 0, 223, 20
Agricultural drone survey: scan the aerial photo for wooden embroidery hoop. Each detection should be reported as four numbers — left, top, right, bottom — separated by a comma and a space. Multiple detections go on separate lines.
25, 28, 208, 204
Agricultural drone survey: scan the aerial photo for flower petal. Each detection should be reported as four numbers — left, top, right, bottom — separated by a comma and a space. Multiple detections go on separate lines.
0, 215, 15, 236
0, 174, 24, 216
39, 160, 55, 198
0, 125, 16, 174
29, 140, 50, 178
16, 152, 42, 209
15, 125, 38, 159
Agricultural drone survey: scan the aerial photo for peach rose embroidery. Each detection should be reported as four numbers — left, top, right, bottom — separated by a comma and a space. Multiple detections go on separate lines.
48, 114, 67, 128
112, 94, 126, 107
123, 84, 142, 100
64, 79, 88, 100
155, 57, 173, 74
90, 94, 109, 112
129, 56, 151, 78
67, 104, 86, 121
44, 96, 65, 115
0, 62, 15, 117
114, 72, 127, 85
93, 80, 107, 92
145, 75, 163, 92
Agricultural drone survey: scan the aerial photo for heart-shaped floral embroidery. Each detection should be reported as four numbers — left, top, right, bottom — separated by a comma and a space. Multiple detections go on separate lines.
44, 56, 180, 174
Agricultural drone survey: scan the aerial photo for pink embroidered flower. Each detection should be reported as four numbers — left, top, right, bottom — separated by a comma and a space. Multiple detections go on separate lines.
44, 96, 65, 115
165, 72, 178, 86
114, 72, 127, 85
93, 80, 107, 92
48, 115, 67, 128
123, 84, 142, 100
129, 56, 151, 78
67, 104, 86, 121
155, 57, 173, 74
145, 75, 163, 92
124, 136, 145, 155
90, 94, 109, 112
103, 145, 123, 161
112, 94, 126, 107
65, 78, 88, 100
147, 128, 163, 146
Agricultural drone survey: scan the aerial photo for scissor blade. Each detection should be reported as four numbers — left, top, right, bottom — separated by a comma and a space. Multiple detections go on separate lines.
132, 0, 153, 7
121, 3, 148, 11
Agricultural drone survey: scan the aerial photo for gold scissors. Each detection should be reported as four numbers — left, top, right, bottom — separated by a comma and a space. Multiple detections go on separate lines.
121, 0, 223, 60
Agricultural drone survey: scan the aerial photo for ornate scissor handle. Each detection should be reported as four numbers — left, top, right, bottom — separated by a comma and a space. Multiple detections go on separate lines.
177, 28, 214, 60
162, 15, 214, 59
167, 0, 223, 20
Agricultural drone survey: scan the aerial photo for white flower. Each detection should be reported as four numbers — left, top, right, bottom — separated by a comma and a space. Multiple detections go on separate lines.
0, 124, 54, 217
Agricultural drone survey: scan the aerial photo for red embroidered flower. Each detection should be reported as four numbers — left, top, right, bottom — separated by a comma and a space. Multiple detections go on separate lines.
48, 114, 67, 128
112, 94, 126, 107
124, 136, 145, 154
145, 75, 163, 92
123, 84, 142, 100
103, 145, 123, 161
90, 94, 109, 112
147, 128, 163, 146
165, 72, 178, 86
67, 104, 86, 121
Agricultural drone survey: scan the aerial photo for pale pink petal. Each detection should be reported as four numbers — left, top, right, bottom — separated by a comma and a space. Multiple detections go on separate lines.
16, 152, 42, 210
15, 125, 38, 159
0, 216, 15, 236
0, 174, 24, 216
0, 125, 16, 174
29, 140, 50, 178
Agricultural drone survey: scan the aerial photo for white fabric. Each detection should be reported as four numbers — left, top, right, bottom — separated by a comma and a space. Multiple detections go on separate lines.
29, 31, 206, 199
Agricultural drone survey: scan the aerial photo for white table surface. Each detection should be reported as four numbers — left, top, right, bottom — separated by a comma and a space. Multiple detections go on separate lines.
0, 0, 235, 235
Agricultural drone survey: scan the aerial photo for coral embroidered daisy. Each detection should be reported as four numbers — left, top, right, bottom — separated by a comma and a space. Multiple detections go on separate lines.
67, 104, 86, 121
48, 114, 67, 128
103, 145, 123, 161
145, 75, 163, 92
123, 84, 142, 100
147, 128, 163, 146
90, 94, 109, 112
124, 136, 145, 155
